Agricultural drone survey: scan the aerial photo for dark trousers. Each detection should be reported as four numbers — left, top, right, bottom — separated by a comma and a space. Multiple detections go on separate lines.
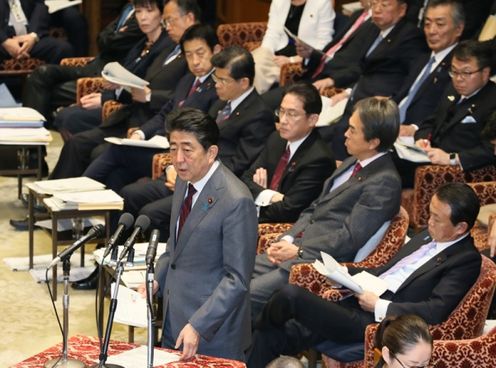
0, 36, 73, 64
120, 179, 173, 241
50, 6, 89, 57
22, 60, 103, 121
84, 144, 162, 193
53, 105, 102, 137
247, 284, 374, 368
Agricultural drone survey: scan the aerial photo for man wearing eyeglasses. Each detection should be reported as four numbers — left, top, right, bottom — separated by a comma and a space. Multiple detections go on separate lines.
395, 39, 496, 188
241, 82, 336, 224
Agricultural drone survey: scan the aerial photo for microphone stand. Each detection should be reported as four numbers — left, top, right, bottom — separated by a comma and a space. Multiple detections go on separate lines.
146, 262, 156, 368
45, 258, 86, 368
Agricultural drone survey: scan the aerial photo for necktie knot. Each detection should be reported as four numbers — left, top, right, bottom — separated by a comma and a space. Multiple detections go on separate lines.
351, 162, 362, 177
216, 102, 232, 124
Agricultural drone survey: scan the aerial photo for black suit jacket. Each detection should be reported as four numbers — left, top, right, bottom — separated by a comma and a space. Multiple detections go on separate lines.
208, 90, 275, 176
0, 0, 49, 43
102, 41, 188, 129
241, 130, 336, 223
350, 230, 481, 325
415, 81, 496, 171
140, 72, 218, 138
393, 50, 454, 125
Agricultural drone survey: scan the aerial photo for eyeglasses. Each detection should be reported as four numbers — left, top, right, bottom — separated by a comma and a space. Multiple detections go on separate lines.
394, 355, 429, 368
164, 15, 182, 27
212, 73, 236, 85
448, 68, 482, 79
275, 107, 307, 120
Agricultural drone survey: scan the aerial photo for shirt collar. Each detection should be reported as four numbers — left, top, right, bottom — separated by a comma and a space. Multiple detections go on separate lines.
189, 160, 220, 196
356, 151, 387, 168
230, 86, 254, 112
287, 132, 311, 160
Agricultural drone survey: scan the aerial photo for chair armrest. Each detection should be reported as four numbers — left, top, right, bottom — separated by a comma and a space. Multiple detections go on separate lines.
279, 62, 303, 87
289, 263, 347, 301
257, 232, 281, 255
152, 153, 172, 180
258, 223, 293, 236
102, 100, 123, 121
60, 56, 94, 67
76, 77, 105, 104
216, 22, 267, 48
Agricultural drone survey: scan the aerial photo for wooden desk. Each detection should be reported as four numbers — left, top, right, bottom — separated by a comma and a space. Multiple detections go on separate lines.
12, 335, 246, 367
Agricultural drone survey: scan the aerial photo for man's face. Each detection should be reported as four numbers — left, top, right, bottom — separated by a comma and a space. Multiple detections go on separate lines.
277, 93, 317, 142
427, 194, 465, 242
184, 38, 214, 78
423, 5, 463, 53
371, 0, 406, 30
450, 56, 489, 97
344, 111, 378, 160
170, 130, 216, 183
213, 67, 248, 101
164, 1, 195, 43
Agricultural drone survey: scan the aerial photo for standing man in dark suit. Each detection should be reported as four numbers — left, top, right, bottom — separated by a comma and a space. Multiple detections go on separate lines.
250, 97, 402, 319
395, 0, 465, 135
23, 0, 143, 122
248, 182, 482, 367
396, 40, 496, 187
0, 0, 73, 63
242, 82, 335, 223
144, 108, 258, 361
118, 45, 274, 241
48, 0, 199, 180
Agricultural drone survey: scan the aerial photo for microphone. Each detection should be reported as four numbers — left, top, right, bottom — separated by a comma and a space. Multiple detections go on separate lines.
102, 212, 134, 259
47, 224, 105, 269
118, 215, 151, 262
145, 229, 160, 266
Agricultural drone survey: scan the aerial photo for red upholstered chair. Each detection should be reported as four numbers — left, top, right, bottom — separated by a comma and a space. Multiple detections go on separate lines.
322, 255, 496, 368
216, 22, 267, 49
258, 223, 293, 237
401, 165, 496, 231
429, 326, 496, 368
151, 153, 173, 180
60, 56, 94, 67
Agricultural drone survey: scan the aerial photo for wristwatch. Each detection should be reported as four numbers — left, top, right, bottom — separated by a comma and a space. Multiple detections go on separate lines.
449, 153, 457, 166
297, 247, 304, 258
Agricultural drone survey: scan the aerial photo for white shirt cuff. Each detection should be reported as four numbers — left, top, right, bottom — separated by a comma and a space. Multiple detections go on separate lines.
254, 189, 278, 207
281, 235, 294, 243
374, 299, 391, 322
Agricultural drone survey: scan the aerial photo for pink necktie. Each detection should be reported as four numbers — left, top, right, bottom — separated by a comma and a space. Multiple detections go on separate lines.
379, 240, 437, 278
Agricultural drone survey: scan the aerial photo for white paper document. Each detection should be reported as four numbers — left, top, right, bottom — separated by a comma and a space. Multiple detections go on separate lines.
104, 345, 180, 366
316, 96, 348, 126
313, 251, 388, 296
50, 189, 124, 210
45, 0, 82, 14
93, 242, 167, 266
102, 62, 149, 89
28, 176, 105, 195
0, 127, 51, 143
112, 283, 148, 327
394, 137, 430, 163
105, 135, 170, 149
0, 107, 45, 122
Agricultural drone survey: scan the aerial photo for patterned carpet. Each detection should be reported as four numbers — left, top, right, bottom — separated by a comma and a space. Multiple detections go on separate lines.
0, 132, 145, 367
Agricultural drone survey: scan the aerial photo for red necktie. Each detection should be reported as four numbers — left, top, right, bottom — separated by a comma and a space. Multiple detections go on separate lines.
351, 162, 362, 177
312, 11, 369, 79
187, 78, 201, 97
177, 183, 196, 238
270, 146, 290, 190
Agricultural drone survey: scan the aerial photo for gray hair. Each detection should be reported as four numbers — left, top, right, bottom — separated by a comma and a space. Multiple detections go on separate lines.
426, 0, 465, 27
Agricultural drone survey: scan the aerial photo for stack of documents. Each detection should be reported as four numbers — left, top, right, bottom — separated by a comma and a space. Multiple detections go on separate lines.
28, 176, 105, 195
0, 107, 50, 144
44, 189, 124, 211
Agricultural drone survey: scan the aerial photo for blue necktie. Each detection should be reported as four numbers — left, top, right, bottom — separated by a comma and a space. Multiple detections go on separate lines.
216, 102, 231, 124
399, 56, 435, 122
365, 34, 383, 57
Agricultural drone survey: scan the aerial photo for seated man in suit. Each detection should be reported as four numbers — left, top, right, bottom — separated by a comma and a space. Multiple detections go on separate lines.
83, 23, 221, 194
248, 182, 482, 367
241, 82, 336, 223
0, 0, 73, 63
23, 0, 143, 124
48, 0, 200, 180
119, 45, 275, 240
395, 0, 465, 136
250, 96, 402, 320
395, 39, 496, 188
143, 107, 258, 361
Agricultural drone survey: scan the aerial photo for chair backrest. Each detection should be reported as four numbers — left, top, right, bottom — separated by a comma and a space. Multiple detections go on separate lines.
216, 22, 267, 48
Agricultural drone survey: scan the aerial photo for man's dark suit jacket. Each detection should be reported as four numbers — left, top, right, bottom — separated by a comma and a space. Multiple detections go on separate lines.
350, 230, 481, 325
102, 42, 188, 130
139, 72, 218, 138
0, 0, 49, 43
415, 81, 496, 171
208, 90, 275, 176
241, 130, 335, 223
393, 50, 454, 125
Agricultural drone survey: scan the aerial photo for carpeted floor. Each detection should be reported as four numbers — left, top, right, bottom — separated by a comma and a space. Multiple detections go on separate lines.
0, 132, 145, 367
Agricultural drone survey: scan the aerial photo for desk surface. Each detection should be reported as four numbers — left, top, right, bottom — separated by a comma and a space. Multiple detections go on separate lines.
12, 335, 246, 368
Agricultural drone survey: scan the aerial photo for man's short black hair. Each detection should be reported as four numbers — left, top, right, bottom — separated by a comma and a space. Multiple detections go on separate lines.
453, 40, 493, 73
174, 0, 202, 22
211, 45, 255, 85
435, 182, 480, 230
168, 107, 219, 150
283, 82, 322, 115
180, 23, 218, 53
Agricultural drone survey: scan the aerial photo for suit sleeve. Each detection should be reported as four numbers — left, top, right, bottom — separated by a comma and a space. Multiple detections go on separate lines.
188, 196, 258, 341
386, 251, 481, 324
288, 170, 401, 263
155, 248, 171, 298
97, 16, 143, 60
28, 0, 50, 38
